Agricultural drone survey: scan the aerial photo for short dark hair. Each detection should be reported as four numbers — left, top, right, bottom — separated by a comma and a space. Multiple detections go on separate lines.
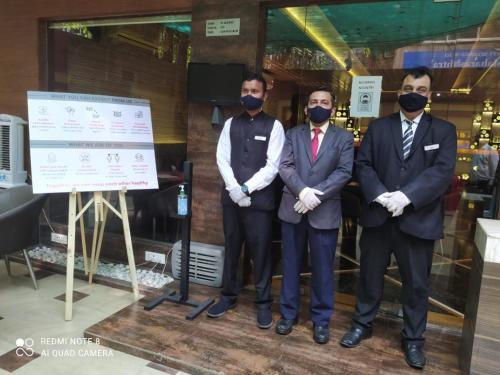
402, 66, 433, 85
307, 86, 336, 104
243, 72, 267, 92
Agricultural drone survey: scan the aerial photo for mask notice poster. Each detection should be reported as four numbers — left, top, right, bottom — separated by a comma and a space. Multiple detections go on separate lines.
349, 76, 382, 118
27, 91, 159, 194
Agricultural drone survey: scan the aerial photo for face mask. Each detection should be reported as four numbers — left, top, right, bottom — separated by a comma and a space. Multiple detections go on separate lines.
308, 106, 332, 124
241, 95, 264, 111
398, 92, 428, 112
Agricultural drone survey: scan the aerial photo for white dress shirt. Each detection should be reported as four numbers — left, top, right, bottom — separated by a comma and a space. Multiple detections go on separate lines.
309, 120, 330, 152
400, 111, 423, 135
216, 115, 285, 194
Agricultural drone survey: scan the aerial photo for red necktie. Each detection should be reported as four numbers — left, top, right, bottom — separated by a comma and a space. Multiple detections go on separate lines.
312, 127, 321, 161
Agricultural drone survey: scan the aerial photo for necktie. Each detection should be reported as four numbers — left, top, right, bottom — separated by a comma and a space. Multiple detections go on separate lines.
402, 119, 414, 160
312, 127, 321, 161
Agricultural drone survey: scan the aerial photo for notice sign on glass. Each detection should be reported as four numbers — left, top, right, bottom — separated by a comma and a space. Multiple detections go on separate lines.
349, 76, 382, 118
27, 91, 159, 194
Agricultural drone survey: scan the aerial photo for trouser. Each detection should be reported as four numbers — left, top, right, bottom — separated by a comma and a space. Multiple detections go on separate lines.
220, 205, 273, 308
353, 220, 434, 346
280, 217, 339, 327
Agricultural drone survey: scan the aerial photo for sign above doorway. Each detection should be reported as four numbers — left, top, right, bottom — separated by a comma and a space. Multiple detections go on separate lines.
206, 18, 240, 37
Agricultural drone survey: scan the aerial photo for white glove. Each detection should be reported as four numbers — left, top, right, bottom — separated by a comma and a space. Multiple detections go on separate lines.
374, 192, 392, 207
299, 187, 324, 211
229, 186, 246, 204
238, 196, 251, 207
385, 191, 411, 217
294, 200, 309, 214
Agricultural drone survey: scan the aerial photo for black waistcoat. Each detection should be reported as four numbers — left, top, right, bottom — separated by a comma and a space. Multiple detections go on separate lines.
221, 111, 277, 210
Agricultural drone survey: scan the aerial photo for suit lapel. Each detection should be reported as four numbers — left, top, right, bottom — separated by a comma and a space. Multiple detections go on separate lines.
300, 125, 313, 165
315, 124, 336, 163
407, 113, 431, 159
390, 114, 404, 162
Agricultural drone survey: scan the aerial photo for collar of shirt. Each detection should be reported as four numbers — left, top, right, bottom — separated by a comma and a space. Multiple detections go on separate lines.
309, 120, 329, 138
399, 111, 423, 135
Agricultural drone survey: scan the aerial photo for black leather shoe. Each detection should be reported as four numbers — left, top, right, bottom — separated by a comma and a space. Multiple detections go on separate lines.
275, 317, 298, 335
207, 299, 236, 318
339, 326, 372, 348
313, 325, 330, 344
256, 308, 273, 329
401, 342, 426, 370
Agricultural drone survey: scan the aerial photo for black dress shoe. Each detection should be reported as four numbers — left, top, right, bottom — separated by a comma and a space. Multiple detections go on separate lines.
313, 325, 330, 344
401, 342, 426, 370
339, 326, 372, 348
256, 308, 273, 329
275, 317, 298, 335
207, 299, 236, 318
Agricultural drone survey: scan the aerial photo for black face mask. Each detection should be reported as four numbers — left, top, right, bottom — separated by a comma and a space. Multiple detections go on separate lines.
307, 106, 332, 124
398, 92, 428, 112
240, 95, 264, 111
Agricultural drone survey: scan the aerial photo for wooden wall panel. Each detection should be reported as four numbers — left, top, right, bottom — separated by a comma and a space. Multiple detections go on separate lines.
0, 0, 192, 118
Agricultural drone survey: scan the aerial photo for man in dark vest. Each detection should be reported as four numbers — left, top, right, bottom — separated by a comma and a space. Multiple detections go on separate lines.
340, 66, 457, 369
207, 73, 285, 329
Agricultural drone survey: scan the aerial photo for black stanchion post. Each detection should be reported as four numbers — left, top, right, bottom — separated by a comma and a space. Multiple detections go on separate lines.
144, 161, 214, 319
179, 160, 192, 301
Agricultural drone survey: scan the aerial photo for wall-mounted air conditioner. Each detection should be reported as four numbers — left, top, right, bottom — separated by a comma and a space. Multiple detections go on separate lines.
0, 114, 27, 188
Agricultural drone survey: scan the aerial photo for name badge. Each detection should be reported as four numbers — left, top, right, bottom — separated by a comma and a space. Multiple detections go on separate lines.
255, 136, 267, 141
424, 144, 439, 151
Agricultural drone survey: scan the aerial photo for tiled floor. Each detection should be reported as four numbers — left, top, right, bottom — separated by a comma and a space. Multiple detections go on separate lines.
0, 260, 189, 375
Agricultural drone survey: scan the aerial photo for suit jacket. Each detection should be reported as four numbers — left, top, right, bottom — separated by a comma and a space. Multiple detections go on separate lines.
278, 123, 354, 229
356, 112, 457, 240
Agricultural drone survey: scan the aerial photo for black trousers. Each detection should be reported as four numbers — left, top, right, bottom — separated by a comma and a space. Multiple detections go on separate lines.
353, 220, 434, 346
220, 205, 273, 307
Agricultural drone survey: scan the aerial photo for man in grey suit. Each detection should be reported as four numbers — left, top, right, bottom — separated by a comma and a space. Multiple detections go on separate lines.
276, 87, 354, 344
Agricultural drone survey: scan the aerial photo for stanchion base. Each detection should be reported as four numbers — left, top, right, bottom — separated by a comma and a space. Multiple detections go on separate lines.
143, 290, 214, 320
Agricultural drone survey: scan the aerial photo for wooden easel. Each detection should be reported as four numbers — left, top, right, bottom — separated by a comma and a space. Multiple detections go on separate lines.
65, 187, 139, 320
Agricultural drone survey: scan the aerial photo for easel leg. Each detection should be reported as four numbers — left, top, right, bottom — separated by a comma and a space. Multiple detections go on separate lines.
118, 189, 139, 299
77, 193, 89, 275
92, 191, 111, 274
89, 192, 103, 285
65, 191, 77, 321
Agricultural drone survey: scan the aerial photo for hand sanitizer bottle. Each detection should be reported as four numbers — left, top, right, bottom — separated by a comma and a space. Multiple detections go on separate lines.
177, 185, 188, 215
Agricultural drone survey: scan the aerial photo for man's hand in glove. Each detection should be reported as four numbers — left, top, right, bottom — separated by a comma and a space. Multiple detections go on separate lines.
385, 191, 411, 217
229, 186, 246, 203
299, 187, 324, 211
238, 196, 251, 207
374, 192, 392, 207
294, 200, 309, 214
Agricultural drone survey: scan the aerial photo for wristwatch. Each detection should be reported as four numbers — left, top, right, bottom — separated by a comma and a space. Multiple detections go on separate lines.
241, 184, 249, 196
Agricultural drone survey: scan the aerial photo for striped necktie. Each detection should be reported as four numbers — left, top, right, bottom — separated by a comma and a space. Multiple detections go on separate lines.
402, 119, 414, 160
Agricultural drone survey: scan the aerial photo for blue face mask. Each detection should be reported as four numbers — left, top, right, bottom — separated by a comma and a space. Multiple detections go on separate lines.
241, 95, 264, 111
307, 106, 332, 124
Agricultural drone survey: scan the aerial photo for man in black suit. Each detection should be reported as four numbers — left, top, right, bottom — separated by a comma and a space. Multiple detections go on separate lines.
340, 67, 457, 369
276, 87, 353, 344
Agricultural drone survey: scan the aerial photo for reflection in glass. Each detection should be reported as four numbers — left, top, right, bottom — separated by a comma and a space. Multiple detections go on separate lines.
264, 0, 499, 323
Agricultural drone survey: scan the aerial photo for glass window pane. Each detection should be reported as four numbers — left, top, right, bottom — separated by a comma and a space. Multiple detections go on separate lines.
47, 15, 191, 243
265, 0, 500, 321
